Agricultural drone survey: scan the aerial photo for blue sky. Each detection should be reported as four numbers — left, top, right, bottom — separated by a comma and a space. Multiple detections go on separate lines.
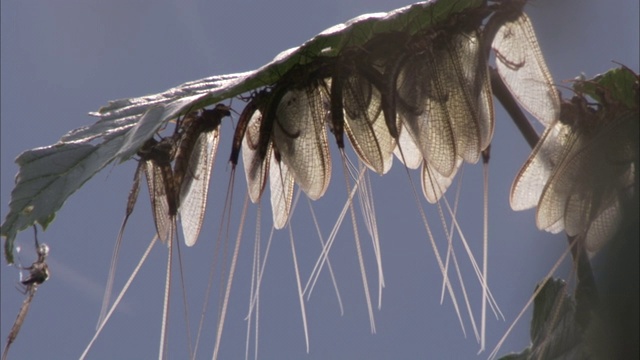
1, 0, 638, 359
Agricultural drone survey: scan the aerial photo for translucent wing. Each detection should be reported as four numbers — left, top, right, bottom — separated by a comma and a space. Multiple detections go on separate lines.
492, 11, 560, 126
396, 51, 457, 177
510, 121, 573, 211
143, 160, 173, 243
434, 30, 484, 164
537, 112, 636, 243
273, 85, 331, 200
340, 68, 395, 174
394, 125, 422, 169
269, 149, 295, 229
179, 130, 217, 247
242, 109, 269, 203
477, 57, 495, 151
422, 157, 463, 204
584, 196, 621, 253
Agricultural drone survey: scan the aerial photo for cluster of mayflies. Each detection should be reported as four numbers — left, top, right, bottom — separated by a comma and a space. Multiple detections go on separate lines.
92, 0, 569, 358
6, 0, 636, 359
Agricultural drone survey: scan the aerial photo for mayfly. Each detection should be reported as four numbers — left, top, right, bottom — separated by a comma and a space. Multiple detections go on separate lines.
234, 90, 295, 228
173, 104, 231, 246
491, 67, 639, 359
139, 136, 180, 243
487, 0, 561, 127
241, 63, 332, 222
511, 93, 639, 253
327, 33, 409, 175
2, 226, 50, 360
395, 8, 493, 178
269, 69, 332, 202
98, 135, 178, 327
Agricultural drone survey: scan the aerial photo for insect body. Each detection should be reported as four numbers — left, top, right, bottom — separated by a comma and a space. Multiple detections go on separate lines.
173, 104, 231, 246
3, 226, 50, 360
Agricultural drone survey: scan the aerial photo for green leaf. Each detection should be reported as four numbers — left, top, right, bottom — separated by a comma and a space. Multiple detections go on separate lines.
573, 66, 639, 111
498, 278, 589, 360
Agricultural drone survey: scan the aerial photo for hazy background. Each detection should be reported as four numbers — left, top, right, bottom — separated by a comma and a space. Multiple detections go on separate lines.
2, 0, 638, 359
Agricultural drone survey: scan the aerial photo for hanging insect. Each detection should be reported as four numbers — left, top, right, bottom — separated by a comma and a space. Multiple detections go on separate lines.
327, 33, 408, 175
232, 90, 271, 203
511, 73, 639, 253
394, 6, 494, 191
140, 136, 179, 243
97, 135, 179, 327
486, 0, 561, 127
254, 64, 333, 202
173, 104, 231, 246
235, 89, 295, 228
2, 226, 50, 360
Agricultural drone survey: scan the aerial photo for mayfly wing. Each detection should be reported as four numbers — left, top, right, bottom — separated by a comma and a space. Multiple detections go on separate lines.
538, 107, 637, 247
231, 92, 263, 168
422, 157, 463, 204
393, 125, 422, 169
582, 196, 622, 253
241, 100, 270, 203
3, 227, 49, 360
179, 131, 217, 247
242, 116, 272, 204
240, 102, 294, 228
457, 15, 495, 152
491, 8, 560, 126
177, 106, 230, 247
176, 107, 229, 246
532, 98, 607, 233
142, 137, 178, 244
431, 29, 483, 165
269, 146, 295, 229
337, 55, 395, 175
535, 130, 596, 235
477, 63, 495, 151
273, 84, 331, 201
579, 111, 640, 252
144, 159, 172, 243
510, 120, 573, 211
395, 37, 456, 177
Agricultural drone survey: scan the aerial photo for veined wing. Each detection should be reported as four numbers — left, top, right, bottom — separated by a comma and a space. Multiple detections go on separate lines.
332, 57, 395, 175
241, 104, 270, 203
396, 50, 457, 177
433, 30, 483, 165
179, 130, 218, 247
344, 72, 395, 175
269, 147, 295, 229
422, 157, 463, 204
532, 99, 600, 233
394, 125, 422, 169
240, 103, 294, 228
476, 46, 495, 151
492, 11, 560, 126
174, 105, 229, 246
538, 111, 637, 247
143, 159, 174, 243
140, 137, 177, 244
510, 120, 573, 211
583, 196, 622, 253
273, 85, 331, 200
